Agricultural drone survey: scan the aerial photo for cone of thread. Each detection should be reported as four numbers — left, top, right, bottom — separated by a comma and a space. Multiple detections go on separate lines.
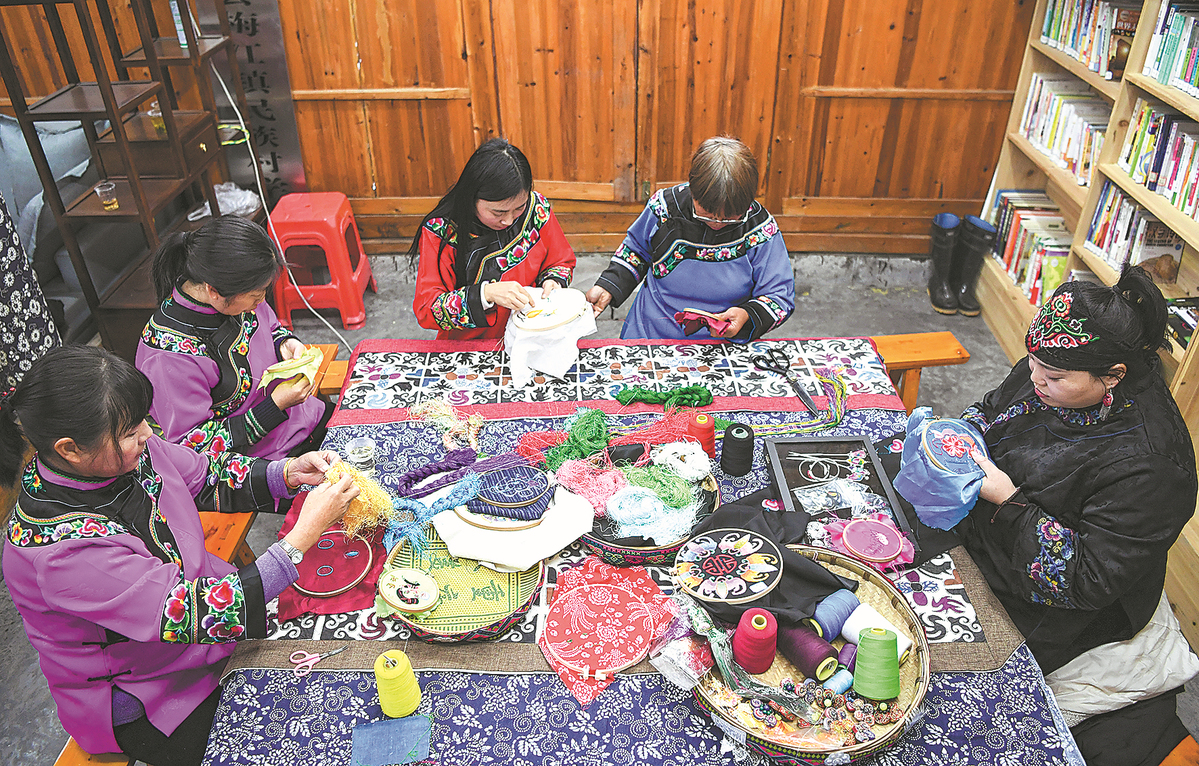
687, 412, 716, 458
375, 649, 421, 718
852, 627, 901, 701
732, 607, 777, 674
777, 624, 839, 681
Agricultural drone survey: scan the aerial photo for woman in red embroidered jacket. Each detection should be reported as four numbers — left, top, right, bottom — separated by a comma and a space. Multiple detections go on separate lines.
410, 138, 576, 340
0, 346, 358, 766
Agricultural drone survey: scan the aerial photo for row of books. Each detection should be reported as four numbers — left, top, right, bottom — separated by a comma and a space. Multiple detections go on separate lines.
1041, 0, 1140, 80
988, 190, 1073, 306
1143, 2, 1199, 95
1168, 298, 1199, 347
1020, 72, 1110, 187
1085, 179, 1185, 281
1118, 99, 1199, 217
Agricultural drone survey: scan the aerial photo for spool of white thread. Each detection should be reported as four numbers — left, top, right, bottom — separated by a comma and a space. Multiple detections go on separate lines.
840, 603, 913, 664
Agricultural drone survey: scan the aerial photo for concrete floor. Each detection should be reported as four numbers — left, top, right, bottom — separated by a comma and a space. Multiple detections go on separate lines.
1, 252, 1195, 764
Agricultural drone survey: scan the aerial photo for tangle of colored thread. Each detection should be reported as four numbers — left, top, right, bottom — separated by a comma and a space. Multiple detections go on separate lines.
621, 463, 696, 508
515, 430, 568, 465
614, 384, 714, 409
410, 399, 485, 450
606, 486, 698, 543
328, 462, 395, 539
651, 441, 711, 482
608, 409, 694, 449
555, 459, 628, 516
544, 409, 610, 471
392, 448, 477, 497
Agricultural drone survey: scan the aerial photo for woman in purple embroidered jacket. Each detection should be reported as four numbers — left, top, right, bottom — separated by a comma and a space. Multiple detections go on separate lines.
585, 136, 794, 342
136, 216, 329, 461
0, 346, 359, 765
957, 268, 1196, 759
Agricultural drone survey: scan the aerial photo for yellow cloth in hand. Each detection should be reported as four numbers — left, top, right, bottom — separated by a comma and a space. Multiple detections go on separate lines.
258, 346, 323, 390
327, 462, 394, 539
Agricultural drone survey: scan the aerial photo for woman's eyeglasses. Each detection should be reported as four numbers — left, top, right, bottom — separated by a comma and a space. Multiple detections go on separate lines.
691, 206, 751, 225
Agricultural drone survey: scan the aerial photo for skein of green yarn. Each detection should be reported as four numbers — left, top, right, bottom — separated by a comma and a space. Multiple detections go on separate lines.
614, 384, 714, 409
545, 409, 610, 471
621, 464, 696, 508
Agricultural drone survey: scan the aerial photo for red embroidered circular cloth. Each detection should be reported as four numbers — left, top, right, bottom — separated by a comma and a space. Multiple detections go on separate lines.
542, 583, 656, 678
842, 518, 905, 563
293, 530, 374, 598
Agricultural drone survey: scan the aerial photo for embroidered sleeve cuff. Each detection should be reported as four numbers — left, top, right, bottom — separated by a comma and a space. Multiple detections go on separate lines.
595, 264, 639, 307
538, 265, 573, 288
248, 397, 288, 442
466, 283, 491, 326
273, 332, 299, 356
258, 543, 300, 602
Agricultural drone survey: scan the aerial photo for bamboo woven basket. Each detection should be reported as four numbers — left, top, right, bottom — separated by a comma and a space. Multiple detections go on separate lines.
692, 545, 931, 764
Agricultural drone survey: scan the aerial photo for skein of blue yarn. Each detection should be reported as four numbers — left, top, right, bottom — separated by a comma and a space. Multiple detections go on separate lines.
803, 589, 860, 640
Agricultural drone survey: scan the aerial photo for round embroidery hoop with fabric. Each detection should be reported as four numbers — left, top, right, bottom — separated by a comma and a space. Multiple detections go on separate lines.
920, 419, 983, 474
673, 528, 783, 605
510, 288, 589, 332
383, 527, 544, 642
377, 568, 439, 614
542, 582, 656, 679
292, 530, 375, 598
841, 518, 905, 564
464, 464, 553, 521
453, 504, 545, 531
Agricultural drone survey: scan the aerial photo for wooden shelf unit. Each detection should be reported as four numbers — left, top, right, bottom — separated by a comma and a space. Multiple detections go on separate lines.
983, 0, 1199, 648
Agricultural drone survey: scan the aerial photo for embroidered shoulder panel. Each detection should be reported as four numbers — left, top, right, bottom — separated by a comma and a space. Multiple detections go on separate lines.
1027, 515, 1077, 607
430, 287, 476, 331
648, 189, 671, 221
142, 316, 207, 358
651, 217, 781, 278
161, 572, 247, 643
423, 217, 451, 239
985, 396, 1134, 432
477, 192, 552, 278
9, 462, 126, 548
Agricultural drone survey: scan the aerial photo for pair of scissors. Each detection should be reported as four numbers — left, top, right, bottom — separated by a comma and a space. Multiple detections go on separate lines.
751, 347, 822, 414
289, 644, 348, 677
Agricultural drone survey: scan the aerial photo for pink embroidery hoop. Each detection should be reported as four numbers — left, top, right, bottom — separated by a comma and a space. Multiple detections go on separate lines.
841, 518, 904, 564
292, 530, 374, 598
542, 583, 656, 680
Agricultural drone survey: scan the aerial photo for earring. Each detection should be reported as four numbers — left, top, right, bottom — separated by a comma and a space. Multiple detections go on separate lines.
1099, 387, 1114, 420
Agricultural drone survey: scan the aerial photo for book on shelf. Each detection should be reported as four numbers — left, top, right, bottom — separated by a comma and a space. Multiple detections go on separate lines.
1167, 302, 1196, 346
1143, 2, 1199, 91
1085, 180, 1187, 277
1116, 99, 1199, 220
1041, 0, 1140, 79
1131, 218, 1185, 283
1068, 268, 1105, 284
1020, 72, 1109, 186
988, 189, 1071, 305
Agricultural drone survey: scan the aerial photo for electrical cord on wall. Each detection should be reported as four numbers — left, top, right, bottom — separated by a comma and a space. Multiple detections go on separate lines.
206, 43, 353, 353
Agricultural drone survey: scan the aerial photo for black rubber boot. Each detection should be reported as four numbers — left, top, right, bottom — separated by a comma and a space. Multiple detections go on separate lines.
951, 215, 997, 317
927, 213, 960, 315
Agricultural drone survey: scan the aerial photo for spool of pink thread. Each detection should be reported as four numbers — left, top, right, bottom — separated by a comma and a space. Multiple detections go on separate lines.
732, 607, 778, 675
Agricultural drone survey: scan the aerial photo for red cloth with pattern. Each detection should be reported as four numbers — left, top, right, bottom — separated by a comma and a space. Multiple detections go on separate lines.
538, 557, 676, 705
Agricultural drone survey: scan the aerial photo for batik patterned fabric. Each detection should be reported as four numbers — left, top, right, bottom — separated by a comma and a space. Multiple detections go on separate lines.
202, 645, 1084, 766
0, 191, 58, 388
338, 338, 895, 413
266, 408, 983, 646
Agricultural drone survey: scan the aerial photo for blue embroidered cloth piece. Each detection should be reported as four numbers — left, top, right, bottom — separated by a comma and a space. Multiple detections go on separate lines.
893, 407, 989, 531
384, 473, 480, 554
350, 715, 431, 766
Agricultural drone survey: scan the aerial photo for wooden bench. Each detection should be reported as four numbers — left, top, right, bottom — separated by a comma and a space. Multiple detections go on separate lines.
871, 332, 971, 414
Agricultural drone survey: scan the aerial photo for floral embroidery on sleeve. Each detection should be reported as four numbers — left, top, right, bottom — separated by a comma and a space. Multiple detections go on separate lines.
430, 287, 476, 330
1027, 515, 1077, 607
208, 452, 255, 490
751, 295, 790, 332
537, 265, 574, 286
612, 243, 649, 277
161, 572, 247, 643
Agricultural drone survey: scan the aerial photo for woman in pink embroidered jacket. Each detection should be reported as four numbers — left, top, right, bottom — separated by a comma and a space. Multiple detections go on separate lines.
136, 216, 328, 461
0, 346, 358, 765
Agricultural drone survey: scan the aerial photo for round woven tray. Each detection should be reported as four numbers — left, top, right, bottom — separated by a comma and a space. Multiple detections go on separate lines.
580, 484, 720, 567
692, 545, 930, 764
382, 528, 545, 643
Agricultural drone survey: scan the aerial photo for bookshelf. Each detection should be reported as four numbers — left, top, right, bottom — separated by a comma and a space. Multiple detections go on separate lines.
982, 0, 1199, 648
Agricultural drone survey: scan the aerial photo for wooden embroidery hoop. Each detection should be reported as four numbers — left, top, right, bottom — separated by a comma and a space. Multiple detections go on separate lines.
377, 567, 440, 614
292, 531, 375, 598
541, 582, 655, 680
920, 419, 981, 474
510, 288, 589, 332
453, 504, 545, 531
673, 528, 783, 605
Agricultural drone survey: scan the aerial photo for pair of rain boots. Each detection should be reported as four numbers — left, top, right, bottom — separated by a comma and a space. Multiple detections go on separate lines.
926, 213, 997, 316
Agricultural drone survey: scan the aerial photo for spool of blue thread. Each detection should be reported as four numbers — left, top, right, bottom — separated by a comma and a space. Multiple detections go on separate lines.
802, 589, 860, 640
822, 668, 854, 694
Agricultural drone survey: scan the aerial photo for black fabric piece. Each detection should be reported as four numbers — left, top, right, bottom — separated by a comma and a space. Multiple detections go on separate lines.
239, 562, 267, 639
1070, 687, 1188, 766
604, 443, 648, 465
114, 685, 222, 766
457, 217, 523, 288
957, 358, 1197, 673
247, 396, 288, 440
735, 298, 774, 342
465, 282, 490, 327
286, 397, 336, 458
690, 501, 857, 628
872, 433, 961, 565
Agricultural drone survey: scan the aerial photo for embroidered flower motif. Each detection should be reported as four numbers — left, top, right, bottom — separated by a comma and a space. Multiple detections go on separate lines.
204, 579, 237, 611
889, 439, 904, 453
1027, 515, 1076, 607
1026, 292, 1096, 353
761, 498, 784, 511
430, 289, 473, 330
165, 583, 189, 624
934, 429, 971, 458
203, 615, 244, 640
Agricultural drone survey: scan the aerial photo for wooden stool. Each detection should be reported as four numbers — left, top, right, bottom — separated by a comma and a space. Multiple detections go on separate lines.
270, 192, 377, 330
870, 332, 971, 414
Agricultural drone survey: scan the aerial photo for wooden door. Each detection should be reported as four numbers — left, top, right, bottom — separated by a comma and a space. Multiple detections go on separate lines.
489, 0, 637, 202
636, 0, 785, 197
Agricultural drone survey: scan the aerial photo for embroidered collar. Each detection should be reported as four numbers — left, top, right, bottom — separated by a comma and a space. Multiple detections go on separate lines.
34, 456, 121, 490
644, 185, 778, 277
982, 394, 1134, 432
424, 192, 554, 286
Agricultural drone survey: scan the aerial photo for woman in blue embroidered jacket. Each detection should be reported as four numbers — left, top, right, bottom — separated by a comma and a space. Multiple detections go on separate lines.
137, 216, 329, 461
1, 346, 358, 765
959, 267, 1196, 680
585, 136, 794, 341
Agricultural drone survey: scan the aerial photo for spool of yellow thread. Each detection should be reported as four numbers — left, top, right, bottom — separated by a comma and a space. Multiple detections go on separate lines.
374, 649, 421, 718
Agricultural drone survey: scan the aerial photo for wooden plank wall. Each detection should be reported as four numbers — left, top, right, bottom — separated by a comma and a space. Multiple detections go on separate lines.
3, 0, 1035, 256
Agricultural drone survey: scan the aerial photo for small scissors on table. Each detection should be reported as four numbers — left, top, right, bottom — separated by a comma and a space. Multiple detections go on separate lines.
289, 644, 348, 678
751, 347, 822, 414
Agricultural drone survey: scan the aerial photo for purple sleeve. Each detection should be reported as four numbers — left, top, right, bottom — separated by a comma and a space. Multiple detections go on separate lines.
139, 347, 223, 445
266, 460, 298, 500
732, 232, 795, 343
257, 543, 299, 602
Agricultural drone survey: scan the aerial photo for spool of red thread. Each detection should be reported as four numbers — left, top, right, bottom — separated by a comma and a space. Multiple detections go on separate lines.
732, 607, 778, 674
687, 412, 717, 459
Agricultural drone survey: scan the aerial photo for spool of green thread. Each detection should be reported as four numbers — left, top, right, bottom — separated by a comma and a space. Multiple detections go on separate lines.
852, 627, 901, 701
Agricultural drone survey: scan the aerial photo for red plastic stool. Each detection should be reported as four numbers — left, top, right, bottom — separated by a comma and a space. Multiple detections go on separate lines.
270, 192, 377, 330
